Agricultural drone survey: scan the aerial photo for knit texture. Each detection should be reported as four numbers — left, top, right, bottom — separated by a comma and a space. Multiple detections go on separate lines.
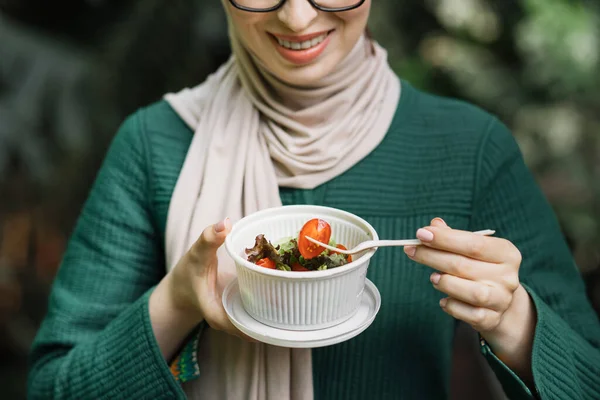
28, 81, 600, 400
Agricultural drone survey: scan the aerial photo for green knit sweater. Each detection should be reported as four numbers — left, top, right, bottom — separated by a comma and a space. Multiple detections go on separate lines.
28, 81, 600, 399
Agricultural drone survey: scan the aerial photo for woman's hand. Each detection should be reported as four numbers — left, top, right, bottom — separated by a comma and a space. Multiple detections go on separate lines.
150, 218, 253, 361
403, 218, 536, 381
167, 218, 252, 339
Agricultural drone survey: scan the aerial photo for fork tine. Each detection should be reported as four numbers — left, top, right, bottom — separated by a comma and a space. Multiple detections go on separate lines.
304, 236, 352, 254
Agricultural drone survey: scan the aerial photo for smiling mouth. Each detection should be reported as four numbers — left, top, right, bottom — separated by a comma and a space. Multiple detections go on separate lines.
272, 30, 333, 51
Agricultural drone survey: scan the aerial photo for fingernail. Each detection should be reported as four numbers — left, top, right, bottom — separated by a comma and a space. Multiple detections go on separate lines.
214, 218, 228, 233
431, 217, 446, 226
404, 246, 416, 257
430, 272, 441, 285
417, 228, 434, 242
439, 298, 448, 308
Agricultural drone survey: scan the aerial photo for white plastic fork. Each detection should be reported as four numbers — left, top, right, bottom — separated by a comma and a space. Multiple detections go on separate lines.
304, 229, 496, 255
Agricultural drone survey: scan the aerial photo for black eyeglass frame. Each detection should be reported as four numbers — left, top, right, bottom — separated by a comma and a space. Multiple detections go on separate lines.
228, 0, 366, 13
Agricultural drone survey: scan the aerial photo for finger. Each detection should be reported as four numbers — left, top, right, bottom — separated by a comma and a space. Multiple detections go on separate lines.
189, 218, 232, 260
232, 330, 258, 343
440, 297, 502, 333
217, 311, 258, 342
206, 307, 258, 343
223, 320, 258, 342
415, 226, 518, 264
406, 245, 492, 280
430, 217, 450, 229
430, 273, 512, 311
402, 218, 448, 258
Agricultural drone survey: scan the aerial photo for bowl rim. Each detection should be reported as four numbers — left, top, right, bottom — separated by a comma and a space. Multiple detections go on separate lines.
224, 205, 378, 279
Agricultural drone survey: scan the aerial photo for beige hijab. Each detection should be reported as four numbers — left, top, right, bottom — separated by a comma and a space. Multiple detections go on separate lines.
163, 6, 400, 399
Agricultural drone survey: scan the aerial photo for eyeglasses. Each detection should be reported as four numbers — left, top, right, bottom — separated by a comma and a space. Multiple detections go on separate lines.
229, 0, 366, 13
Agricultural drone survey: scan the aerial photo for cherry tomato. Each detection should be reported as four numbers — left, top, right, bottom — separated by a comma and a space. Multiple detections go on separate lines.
291, 263, 310, 272
256, 257, 276, 269
330, 244, 352, 262
298, 218, 332, 259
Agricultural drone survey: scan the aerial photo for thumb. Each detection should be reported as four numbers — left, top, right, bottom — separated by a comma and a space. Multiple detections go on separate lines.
190, 218, 231, 259
430, 217, 450, 229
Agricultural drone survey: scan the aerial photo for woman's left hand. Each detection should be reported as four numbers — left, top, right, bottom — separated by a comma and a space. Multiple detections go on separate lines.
404, 218, 536, 378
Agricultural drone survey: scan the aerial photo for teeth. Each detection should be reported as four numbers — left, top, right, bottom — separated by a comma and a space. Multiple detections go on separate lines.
276, 33, 328, 50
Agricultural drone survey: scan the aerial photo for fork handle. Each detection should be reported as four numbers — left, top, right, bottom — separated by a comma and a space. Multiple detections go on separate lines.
355, 229, 496, 253
364, 239, 422, 248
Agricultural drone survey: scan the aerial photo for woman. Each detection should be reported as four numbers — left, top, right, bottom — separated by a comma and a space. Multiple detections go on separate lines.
28, 0, 600, 399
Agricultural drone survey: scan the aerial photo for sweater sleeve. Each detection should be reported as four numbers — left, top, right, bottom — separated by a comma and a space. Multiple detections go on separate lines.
468, 118, 600, 399
27, 111, 186, 399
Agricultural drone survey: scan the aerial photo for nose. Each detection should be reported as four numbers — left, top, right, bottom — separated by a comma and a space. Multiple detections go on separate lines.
277, 0, 319, 33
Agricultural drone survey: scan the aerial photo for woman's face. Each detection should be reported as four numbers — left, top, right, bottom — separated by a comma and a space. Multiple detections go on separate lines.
226, 0, 371, 86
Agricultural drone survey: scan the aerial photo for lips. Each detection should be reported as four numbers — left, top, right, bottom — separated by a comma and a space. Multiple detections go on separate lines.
275, 33, 328, 50
269, 30, 334, 65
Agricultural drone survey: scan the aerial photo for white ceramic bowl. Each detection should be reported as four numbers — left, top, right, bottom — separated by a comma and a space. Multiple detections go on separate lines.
225, 205, 378, 331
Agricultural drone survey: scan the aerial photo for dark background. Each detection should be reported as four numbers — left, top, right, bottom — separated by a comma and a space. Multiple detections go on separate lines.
1, 1, 599, 398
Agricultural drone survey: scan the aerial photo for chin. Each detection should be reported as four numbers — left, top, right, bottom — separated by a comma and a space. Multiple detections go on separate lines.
269, 58, 338, 87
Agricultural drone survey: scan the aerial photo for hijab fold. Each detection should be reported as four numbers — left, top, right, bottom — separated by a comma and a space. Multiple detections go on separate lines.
164, 9, 400, 399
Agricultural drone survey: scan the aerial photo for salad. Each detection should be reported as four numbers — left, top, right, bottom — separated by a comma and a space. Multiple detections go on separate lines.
245, 218, 352, 272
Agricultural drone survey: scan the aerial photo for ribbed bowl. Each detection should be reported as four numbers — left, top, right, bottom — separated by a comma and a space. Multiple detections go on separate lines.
225, 205, 378, 331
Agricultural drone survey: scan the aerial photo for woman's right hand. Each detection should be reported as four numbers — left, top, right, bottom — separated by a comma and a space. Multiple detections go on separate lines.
149, 218, 253, 361
166, 218, 252, 340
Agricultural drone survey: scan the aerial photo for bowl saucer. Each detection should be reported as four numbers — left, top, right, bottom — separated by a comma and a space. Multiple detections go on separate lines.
222, 278, 381, 348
